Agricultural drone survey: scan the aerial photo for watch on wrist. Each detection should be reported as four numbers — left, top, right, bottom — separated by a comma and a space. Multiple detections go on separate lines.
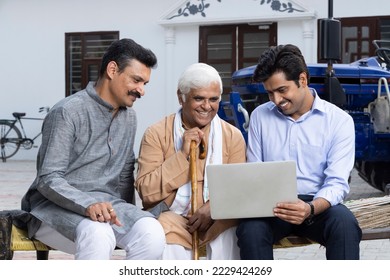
305, 201, 315, 225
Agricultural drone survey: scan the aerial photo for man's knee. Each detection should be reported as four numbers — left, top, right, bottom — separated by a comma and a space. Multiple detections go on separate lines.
76, 219, 115, 240
236, 219, 275, 260
237, 218, 270, 239
236, 219, 274, 251
75, 220, 116, 259
137, 218, 165, 248
125, 217, 165, 259
76, 219, 116, 249
325, 205, 362, 240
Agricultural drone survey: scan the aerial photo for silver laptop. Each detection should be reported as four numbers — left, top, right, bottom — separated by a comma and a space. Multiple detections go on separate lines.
207, 161, 298, 219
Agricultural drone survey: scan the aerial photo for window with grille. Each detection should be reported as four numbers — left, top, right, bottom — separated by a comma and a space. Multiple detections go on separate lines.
199, 24, 277, 95
318, 16, 390, 63
65, 31, 119, 96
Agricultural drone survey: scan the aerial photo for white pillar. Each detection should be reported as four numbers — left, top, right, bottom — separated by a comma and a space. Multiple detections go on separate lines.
164, 26, 176, 114
302, 19, 315, 63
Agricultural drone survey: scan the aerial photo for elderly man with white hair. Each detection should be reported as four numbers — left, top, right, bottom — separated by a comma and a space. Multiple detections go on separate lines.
135, 63, 246, 260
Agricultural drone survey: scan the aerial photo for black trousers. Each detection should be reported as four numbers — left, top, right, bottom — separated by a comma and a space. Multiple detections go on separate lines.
236, 203, 362, 260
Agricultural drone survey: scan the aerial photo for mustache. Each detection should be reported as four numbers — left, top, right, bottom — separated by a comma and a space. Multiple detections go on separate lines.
128, 90, 141, 99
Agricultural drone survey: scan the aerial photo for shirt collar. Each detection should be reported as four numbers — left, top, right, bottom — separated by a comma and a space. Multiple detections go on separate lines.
85, 82, 127, 113
310, 88, 326, 114
85, 82, 113, 110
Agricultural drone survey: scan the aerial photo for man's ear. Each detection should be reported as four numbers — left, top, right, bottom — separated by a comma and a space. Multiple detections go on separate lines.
106, 61, 117, 79
299, 72, 308, 87
177, 90, 184, 105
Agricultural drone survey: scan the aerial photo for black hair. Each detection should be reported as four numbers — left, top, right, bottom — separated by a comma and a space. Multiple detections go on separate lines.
99, 38, 157, 77
253, 44, 310, 87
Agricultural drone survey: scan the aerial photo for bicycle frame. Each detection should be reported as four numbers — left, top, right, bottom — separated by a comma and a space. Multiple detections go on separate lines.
15, 116, 44, 142
0, 119, 20, 143
1, 107, 49, 162
1, 116, 43, 143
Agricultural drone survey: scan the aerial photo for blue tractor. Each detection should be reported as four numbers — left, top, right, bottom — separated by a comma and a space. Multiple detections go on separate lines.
218, 39, 390, 193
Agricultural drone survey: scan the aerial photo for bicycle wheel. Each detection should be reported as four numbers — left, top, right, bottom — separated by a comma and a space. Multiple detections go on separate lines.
0, 121, 22, 160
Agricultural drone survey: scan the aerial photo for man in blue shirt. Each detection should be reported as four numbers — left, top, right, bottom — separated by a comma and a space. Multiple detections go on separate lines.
236, 44, 362, 259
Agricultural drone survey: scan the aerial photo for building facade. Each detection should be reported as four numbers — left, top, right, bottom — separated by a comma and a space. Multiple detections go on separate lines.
0, 0, 389, 159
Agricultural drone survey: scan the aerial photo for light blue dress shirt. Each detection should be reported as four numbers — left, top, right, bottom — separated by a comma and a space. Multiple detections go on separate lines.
246, 89, 355, 206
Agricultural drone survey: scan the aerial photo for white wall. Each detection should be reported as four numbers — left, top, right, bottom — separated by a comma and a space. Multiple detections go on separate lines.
303, 0, 389, 18
1, 0, 388, 160
332, 0, 389, 18
0, 0, 181, 160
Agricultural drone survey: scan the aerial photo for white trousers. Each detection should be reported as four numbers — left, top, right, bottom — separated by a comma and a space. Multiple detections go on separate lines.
162, 227, 240, 260
34, 217, 165, 260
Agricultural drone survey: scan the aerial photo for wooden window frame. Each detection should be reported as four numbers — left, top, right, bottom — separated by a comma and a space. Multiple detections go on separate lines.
199, 23, 276, 94
65, 31, 119, 97
317, 16, 390, 63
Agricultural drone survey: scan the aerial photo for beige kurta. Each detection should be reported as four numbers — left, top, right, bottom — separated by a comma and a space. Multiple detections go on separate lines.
135, 114, 246, 248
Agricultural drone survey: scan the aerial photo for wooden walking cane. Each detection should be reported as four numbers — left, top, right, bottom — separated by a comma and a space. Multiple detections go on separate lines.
190, 139, 206, 260
190, 140, 199, 260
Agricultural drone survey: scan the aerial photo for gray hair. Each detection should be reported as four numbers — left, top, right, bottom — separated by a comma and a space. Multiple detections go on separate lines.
178, 63, 223, 101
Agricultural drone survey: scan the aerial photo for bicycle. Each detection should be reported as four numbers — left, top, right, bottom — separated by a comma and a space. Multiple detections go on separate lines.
0, 106, 50, 162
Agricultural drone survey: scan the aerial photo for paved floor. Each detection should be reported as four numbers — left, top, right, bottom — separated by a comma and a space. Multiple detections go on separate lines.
1, 160, 390, 260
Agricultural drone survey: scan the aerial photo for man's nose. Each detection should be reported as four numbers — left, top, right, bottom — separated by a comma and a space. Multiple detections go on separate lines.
201, 99, 212, 108
137, 84, 145, 96
273, 93, 283, 105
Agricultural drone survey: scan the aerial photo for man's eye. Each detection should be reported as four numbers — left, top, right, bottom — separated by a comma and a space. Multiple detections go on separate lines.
279, 87, 287, 93
194, 97, 203, 102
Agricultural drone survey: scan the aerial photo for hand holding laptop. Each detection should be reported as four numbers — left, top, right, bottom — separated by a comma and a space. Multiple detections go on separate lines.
273, 199, 310, 224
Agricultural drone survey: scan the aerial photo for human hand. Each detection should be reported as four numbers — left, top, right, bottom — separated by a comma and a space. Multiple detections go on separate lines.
181, 128, 205, 158
86, 202, 122, 226
273, 199, 309, 225
187, 202, 213, 233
